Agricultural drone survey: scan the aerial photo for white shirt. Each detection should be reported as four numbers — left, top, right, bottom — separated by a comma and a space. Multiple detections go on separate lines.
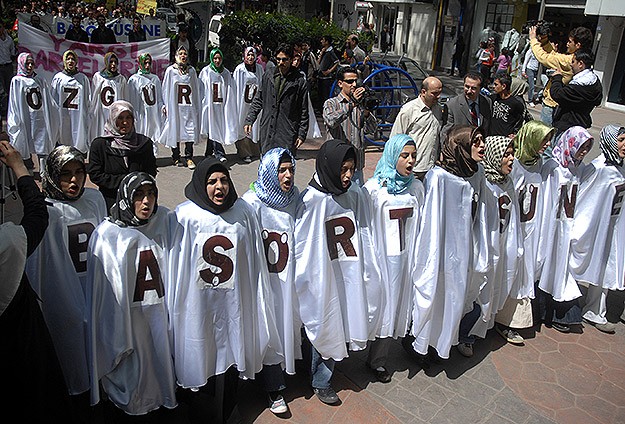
0, 34, 16, 65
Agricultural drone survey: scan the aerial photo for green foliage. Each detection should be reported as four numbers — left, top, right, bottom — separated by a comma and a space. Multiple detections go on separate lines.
219, 10, 348, 70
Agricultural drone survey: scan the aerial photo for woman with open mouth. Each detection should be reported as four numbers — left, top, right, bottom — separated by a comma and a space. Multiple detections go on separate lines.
89, 51, 128, 143
87, 172, 177, 418
168, 157, 283, 423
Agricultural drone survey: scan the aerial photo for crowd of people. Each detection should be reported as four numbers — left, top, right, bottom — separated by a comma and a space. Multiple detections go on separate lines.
1, 14, 624, 424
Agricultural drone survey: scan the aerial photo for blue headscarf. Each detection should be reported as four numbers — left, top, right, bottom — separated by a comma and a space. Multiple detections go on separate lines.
252, 148, 297, 209
374, 134, 415, 194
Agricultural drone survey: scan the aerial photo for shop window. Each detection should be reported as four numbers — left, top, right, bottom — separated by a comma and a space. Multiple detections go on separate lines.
486, 2, 515, 33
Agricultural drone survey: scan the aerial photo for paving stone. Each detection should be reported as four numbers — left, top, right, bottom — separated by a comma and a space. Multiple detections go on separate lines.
466, 360, 507, 391
416, 382, 456, 407
555, 407, 605, 424
514, 381, 575, 412
520, 361, 557, 383
523, 412, 557, 424
575, 394, 617, 423
596, 350, 625, 371
596, 380, 625, 408
380, 386, 440, 422
538, 350, 570, 371
485, 386, 533, 423
557, 342, 607, 374
556, 364, 601, 395
429, 395, 493, 424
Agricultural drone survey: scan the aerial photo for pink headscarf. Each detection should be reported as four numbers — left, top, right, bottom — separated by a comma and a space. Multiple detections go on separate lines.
16, 52, 35, 77
552, 126, 593, 169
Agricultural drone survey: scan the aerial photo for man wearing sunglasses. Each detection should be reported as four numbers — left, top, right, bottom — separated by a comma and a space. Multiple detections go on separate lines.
322, 67, 377, 186
244, 44, 309, 156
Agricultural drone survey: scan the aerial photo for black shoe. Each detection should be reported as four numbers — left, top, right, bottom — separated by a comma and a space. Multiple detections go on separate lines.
551, 322, 570, 333
401, 336, 430, 369
313, 387, 340, 405
372, 367, 391, 383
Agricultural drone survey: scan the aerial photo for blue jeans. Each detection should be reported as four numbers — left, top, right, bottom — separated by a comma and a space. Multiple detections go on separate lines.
458, 302, 481, 344
311, 348, 335, 389
526, 68, 537, 102
540, 104, 554, 127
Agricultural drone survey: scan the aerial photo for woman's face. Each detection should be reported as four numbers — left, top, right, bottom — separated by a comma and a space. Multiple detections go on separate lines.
277, 161, 294, 193
575, 139, 593, 161
500, 143, 515, 175
116, 110, 134, 135
206, 171, 230, 205
538, 133, 552, 155
617, 133, 625, 159
59, 161, 85, 199
471, 133, 485, 162
244, 50, 255, 65
177, 50, 188, 64
108, 56, 118, 73
142, 57, 152, 73
340, 159, 355, 189
132, 185, 156, 220
65, 54, 77, 72
396, 144, 417, 177
25, 58, 35, 74
212, 52, 222, 68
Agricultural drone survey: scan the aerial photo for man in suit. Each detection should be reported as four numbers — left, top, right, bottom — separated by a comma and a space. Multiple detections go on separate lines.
442, 71, 491, 138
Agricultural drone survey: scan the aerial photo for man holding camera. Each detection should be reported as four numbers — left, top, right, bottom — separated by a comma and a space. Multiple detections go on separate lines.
390, 76, 443, 180
322, 67, 377, 186
529, 23, 594, 127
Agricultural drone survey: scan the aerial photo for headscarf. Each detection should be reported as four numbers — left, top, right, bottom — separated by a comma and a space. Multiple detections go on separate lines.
42, 145, 86, 200
510, 77, 528, 98
137, 52, 152, 75
109, 172, 158, 227
16, 53, 35, 77
104, 100, 148, 151
309, 139, 356, 195
100, 52, 119, 78
552, 126, 594, 169
185, 157, 238, 214
174, 46, 189, 74
243, 46, 256, 64
209, 47, 224, 73
373, 134, 414, 194
62, 50, 78, 76
514, 120, 555, 166
599, 124, 625, 167
437, 125, 481, 178
251, 147, 297, 209
484, 135, 514, 184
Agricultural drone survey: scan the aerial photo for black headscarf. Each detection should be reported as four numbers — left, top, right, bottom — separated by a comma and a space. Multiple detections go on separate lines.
185, 157, 238, 214
109, 172, 158, 227
309, 139, 357, 195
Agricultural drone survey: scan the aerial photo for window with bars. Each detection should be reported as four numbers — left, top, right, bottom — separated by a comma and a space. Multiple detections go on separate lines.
485, 2, 515, 33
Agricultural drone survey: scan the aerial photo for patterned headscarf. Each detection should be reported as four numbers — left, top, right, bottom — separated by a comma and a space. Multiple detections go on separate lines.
251, 147, 297, 209
514, 120, 555, 166
101, 52, 119, 78
243, 46, 256, 62
209, 47, 224, 73
104, 100, 148, 152
552, 126, 594, 169
309, 139, 357, 195
42, 145, 86, 200
374, 134, 415, 194
109, 172, 158, 227
599, 124, 625, 167
137, 52, 152, 75
484, 135, 514, 184
16, 52, 35, 77
174, 46, 189, 74
437, 125, 481, 178
62, 50, 78, 76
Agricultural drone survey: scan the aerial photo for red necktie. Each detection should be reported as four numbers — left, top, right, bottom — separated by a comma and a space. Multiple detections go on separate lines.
470, 102, 478, 126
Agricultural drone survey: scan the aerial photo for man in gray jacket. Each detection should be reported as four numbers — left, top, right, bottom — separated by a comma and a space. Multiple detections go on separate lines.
244, 44, 309, 156
442, 71, 492, 138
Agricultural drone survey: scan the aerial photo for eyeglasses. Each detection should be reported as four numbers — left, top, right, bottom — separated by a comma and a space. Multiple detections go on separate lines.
276, 57, 290, 62
342, 79, 358, 84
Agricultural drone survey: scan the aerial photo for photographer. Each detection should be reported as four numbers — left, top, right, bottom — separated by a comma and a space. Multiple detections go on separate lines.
322, 67, 377, 186
529, 23, 593, 127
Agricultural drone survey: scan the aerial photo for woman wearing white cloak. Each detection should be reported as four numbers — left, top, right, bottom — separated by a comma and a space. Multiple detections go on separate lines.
127, 53, 164, 150
89, 52, 128, 142
232, 46, 263, 162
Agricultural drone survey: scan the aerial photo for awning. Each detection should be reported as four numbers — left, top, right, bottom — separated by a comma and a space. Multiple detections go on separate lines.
355, 2, 373, 11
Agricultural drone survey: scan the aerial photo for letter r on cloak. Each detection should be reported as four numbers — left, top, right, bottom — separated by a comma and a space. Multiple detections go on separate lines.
325, 213, 358, 260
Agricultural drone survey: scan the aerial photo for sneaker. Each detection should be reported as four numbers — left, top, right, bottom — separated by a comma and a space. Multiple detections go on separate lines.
372, 366, 391, 383
268, 394, 288, 414
457, 343, 473, 358
313, 387, 340, 405
551, 322, 570, 333
583, 318, 616, 334
496, 326, 524, 344
243, 156, 252, 163
186, 159, 196, 170
218, 155, 227, 163
175, 159, 185, 167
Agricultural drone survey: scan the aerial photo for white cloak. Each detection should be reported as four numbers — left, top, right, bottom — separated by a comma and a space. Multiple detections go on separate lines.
158, 66, 201, 147
127, 73, 164, 144
198, 66, 238, 145
51, 71, 92, 153
570, 154, 625, 291
25, 188, 107, 395
411, 166, 475, 359
294, 183, 384, 360
8, 74, 58, 157
89, 72, 128, 142
167, 199, 283, 388
232, 62, 263, 142
537, 160, 583, 302
241, 190, 302, 375
510, 160, 546, 299
362, 177, 425, 339
87, 207, 177, 415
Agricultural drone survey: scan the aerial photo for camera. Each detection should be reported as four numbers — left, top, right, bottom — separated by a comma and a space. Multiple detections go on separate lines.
353, 84, 380, 110
522, 20, 553, 37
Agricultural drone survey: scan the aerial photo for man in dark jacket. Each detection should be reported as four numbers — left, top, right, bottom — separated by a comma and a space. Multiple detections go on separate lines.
244, 44, 309, 156
90, 14, 117, 44
442, 71, 492, 137
65, 15, 89, 43
550, 49, 603, 133
169, 25, 198, 67
128, 16, 147, 42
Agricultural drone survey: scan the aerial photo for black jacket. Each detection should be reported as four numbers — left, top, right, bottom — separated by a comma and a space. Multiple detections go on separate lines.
170, 36, 198, 67
244, 67, 309, 155
128, 28, 147, 42
90, 26, 117, 44
550, 73, 603, 132
65, 27, 89, 43
87, 134, 157, 209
